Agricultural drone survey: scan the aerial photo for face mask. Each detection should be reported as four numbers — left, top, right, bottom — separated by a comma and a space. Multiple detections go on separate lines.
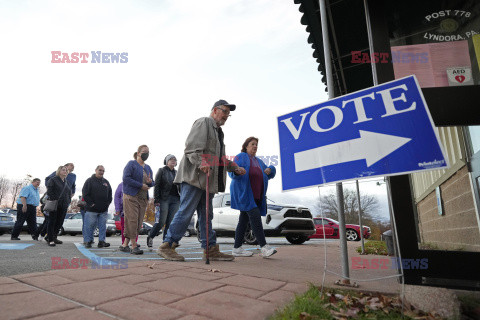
141, 153, 149, 161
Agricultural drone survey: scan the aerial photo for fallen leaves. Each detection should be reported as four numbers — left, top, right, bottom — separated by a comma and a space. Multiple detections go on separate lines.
147, 263, 156, 269
321, 290, 443, 319
208, 268, 220, 273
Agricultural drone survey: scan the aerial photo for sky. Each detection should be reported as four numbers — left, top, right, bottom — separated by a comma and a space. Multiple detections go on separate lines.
0, 0, 390, 220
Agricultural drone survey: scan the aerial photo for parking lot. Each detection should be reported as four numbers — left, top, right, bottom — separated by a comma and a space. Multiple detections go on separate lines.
0, 233, 337, 277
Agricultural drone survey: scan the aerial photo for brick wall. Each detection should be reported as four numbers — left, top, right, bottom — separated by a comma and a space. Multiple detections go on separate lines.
417, 165, 480, 252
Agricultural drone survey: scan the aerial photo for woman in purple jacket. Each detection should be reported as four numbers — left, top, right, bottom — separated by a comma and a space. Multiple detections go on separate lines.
119, 145, 154, 255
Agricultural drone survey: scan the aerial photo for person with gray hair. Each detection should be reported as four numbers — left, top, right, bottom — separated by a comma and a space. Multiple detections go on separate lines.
81, 165, 113, 248
157, 99, 246, 261
147, 154, 180, 249
11, 178, 41, 241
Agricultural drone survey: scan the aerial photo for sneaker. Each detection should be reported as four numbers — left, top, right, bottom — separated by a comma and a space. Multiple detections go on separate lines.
157, 242, 185, 261
232, 246, 254, 257
146, 236, 153, 248
85, 241, 92, 248
48, 242, 56, 247
118, 245, 130, 252
260, 245, 277, 258
131, 246, 143, 255
53, 238, 63, 244
203, 244, 234, 261
98, 241, 110, 248
11, 237, 20, 241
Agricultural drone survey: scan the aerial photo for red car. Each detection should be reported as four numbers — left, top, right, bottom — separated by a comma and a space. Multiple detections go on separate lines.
310, 217, 371, 241
113, 215, 122, 232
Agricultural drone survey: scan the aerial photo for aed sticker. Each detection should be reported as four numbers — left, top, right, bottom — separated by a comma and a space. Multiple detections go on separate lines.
446, 66, 474, 86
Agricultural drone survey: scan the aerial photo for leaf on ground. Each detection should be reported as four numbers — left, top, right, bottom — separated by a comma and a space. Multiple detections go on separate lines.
147, 263, 156, 269
208, 268, 221, 273
345, 307, 360, 318
299, 311, 312, 320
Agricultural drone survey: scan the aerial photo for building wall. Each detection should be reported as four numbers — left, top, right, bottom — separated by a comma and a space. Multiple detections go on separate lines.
417, 165, 480, 252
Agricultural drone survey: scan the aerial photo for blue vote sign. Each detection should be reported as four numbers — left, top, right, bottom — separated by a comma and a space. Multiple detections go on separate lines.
277, 75, 449, 191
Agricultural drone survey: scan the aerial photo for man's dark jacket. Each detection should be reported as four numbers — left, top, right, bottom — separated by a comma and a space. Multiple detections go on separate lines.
82, 175, 112, 213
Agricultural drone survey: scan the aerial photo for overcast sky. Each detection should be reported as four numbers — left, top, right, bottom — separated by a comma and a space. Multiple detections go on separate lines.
0, 0, 389, 219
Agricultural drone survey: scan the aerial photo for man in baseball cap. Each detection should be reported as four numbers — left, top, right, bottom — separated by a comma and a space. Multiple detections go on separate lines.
212, 99, 236, 111
157, 99, 246, 261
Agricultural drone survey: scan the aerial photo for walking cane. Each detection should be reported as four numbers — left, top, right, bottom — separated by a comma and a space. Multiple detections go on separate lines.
205, 168, 210, 264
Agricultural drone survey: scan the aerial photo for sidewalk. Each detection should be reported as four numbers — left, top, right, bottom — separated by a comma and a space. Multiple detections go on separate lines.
0, 241, 400, 320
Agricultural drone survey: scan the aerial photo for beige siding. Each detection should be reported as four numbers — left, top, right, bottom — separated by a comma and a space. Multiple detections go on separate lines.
411, 126, 466, 202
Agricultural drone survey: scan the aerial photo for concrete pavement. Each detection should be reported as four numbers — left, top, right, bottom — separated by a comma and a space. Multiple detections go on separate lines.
0, 240, 400, 320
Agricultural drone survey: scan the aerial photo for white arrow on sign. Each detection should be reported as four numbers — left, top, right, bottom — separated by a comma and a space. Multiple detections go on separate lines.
294, 130, 412, 172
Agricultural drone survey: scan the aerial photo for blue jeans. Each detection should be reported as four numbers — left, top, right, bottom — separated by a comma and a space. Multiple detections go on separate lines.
84, 211, 107, 243
234, 202, 267, 248
164, 182, 216, 249
80, 209, 86, 236
149, 195, 180, 240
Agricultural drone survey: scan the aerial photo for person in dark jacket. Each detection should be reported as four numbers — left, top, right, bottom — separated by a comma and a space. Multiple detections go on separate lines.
45, 166, 71, 247
119, 145, 154, 255
45, 162, 76, 201
82, 165, 113, 248
147, 154, 180, 249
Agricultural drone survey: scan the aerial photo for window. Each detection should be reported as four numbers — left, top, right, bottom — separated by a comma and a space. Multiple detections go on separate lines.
212, 195, 223, 209
387, 2, 480, 88
222, 194, 231, 207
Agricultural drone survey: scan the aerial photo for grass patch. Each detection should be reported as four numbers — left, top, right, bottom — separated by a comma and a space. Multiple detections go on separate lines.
356, 240, 388, 255
269, 285, 442, 319
458, 294, 480, 319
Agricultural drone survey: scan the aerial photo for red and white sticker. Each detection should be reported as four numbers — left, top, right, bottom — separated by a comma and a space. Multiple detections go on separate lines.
446, 67, 473, 86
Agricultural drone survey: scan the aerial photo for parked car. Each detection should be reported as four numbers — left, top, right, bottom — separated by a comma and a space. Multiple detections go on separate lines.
309, 217, 371, 241
0, 210, 15, 235
195, 193, 315, 245
58, 212, 116, 237
113, 214, 122, 233
0, 209, 45, 234
139, 222, 153, 235
184, 214, 196, 237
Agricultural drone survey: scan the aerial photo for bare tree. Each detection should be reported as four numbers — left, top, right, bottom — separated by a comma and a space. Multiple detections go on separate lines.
0, 176, 9, 206
315, 188, 381, 224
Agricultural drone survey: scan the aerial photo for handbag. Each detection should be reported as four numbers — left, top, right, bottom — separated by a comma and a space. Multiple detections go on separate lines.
44, 199, 58, 212
44, 178, 68, 212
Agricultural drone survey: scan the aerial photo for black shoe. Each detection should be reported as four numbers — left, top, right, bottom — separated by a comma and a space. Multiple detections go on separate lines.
118, 245, 130, 252
53, 239, 63, 244
131, 246, 143, 255
11, 237, 20, 241
147, 236, 153, 248
85, 241, 92, 248
48, 242, 56, 247
98, 241, 110, 248
32, 236, 39, 241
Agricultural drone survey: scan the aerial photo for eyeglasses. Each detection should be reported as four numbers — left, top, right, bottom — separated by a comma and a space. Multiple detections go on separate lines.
216, 107, 231, 117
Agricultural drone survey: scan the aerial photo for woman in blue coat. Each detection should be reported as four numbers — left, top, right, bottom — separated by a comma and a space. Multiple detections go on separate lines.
119, 144, 154, 255
229, 137, 277, 258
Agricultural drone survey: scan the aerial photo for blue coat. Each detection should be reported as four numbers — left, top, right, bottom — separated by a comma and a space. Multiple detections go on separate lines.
122, 160, 154, 197
229, 152, 276, 216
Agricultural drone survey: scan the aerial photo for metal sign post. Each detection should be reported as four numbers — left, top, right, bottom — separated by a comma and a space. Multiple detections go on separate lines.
319, 0, 350, 286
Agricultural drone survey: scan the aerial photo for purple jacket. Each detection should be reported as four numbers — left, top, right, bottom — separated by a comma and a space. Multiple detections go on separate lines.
114, 182, 124, 216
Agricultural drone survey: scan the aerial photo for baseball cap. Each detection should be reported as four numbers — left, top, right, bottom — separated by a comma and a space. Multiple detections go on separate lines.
212, 99, 236, 111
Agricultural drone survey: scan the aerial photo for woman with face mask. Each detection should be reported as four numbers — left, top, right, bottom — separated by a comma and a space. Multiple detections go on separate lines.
119, 145, 154, 255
